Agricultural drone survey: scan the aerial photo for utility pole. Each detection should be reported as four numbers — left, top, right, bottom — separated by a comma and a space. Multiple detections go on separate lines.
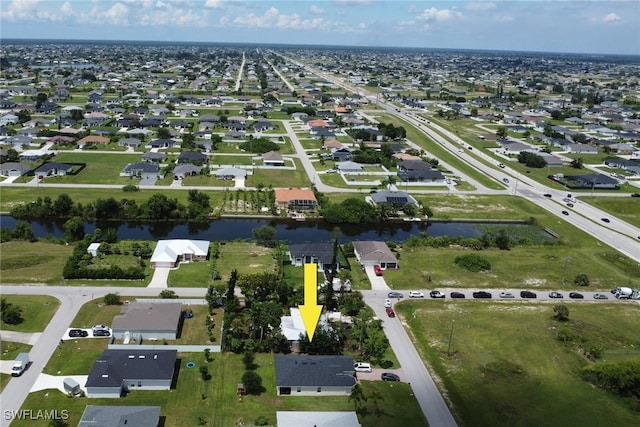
562, 256, 571, 286
447, 320, 455, 357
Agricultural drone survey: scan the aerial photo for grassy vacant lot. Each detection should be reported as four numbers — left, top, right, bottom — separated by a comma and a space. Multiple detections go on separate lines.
0, 241, 74, 284
17, 352, 426, 427
252, 158, 311, 188
48, 152, 140, 185
383, 244, 639, 291
395, 301, 640, 427
0, 295, 60, 331
0, 187, 220, 211
44, 337, 110, 376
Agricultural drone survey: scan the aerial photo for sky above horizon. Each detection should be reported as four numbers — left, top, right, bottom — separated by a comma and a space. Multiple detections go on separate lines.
1, 0, 638, 55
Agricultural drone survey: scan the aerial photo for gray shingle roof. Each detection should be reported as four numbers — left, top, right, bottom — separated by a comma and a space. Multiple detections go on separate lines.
275, 355, 356, 388
78, 406, 161, 427
85, 350, 177, 388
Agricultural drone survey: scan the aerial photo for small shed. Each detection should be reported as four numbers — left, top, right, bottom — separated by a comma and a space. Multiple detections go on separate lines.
87, 243, 101, 257
64, 377, 81, 395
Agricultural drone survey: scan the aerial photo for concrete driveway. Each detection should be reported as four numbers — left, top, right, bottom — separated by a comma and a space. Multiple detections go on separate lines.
364, 266, 390, 291
147, 267, 170, 288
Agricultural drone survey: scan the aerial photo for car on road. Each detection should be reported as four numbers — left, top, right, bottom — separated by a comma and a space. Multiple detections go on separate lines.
561, 210, 569, 216
93, 329, 111, 337
408, 291, 424, 298
325, 169, 337, 173
549, 291, 564, 299
429, 290, 445, 299
520, 290, 537, 299
387, 291, 404, 299
566, 203, 574, 208
503, 178, 509, 183
373, 265, 383, 276
450, 291, 465, 299
384, 299, 392, 308
68, 329, 88, 338
499, 292, 515, 298
593, 293, 609, 300
631, 193, 640, 197
601, 218, 610, 223
498, 163, 505, 168
569, 292, 584, 299
473, 291, 492, 299
385, 307, 396, 317
354, 362, 372, 373
544, 193, 552, 198
381, 372, 400, 382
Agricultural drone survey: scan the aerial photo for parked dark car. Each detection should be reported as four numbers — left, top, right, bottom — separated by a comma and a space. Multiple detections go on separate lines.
385, 307, 396, 318
569, 292, 584, 299
450, 292, 465, 299
601, 218, 610, 223
472, 291, 492, 299
544, 193, 552, 198
520, 290, 537, 299
381, 372, 401, 382
68, 329, 88, 338
387, 291, 404, 299
93, 329, 111, 337
631, 193, 640, 197
183, 311, 193, 318
593, 293, 608, 300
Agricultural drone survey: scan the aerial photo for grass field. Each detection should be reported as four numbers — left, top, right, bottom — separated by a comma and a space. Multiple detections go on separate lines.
48, 152, 140, 184
395, 301, 640, 427
0, 341, 33, 361
581, 196, 640, 228
252, 158, 311, 188
0, 295, 59, 332
0, 241, 74, 284
16, 352, 426, 427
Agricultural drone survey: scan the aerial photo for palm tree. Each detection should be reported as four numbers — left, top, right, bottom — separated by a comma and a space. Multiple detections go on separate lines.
554, 304, 569, 321
348, 383, 367, 411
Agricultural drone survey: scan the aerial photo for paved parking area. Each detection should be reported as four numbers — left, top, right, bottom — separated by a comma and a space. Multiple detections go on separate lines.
355, 368, 407, 383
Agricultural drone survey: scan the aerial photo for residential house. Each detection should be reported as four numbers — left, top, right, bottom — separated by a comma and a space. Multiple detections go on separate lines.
369, 190, 418, 208
5, 135, 32, 147
119, 137, 143, 149
111, 302, 182, 340
253, 119, 275, 132
215, 166, 247, 180
566, 143, 598, 154
335, 161, 363, 173
280, 307, 330, 346
78, 135, 110, 147
150, 239, 210, 268
287, 243, 338, 270
0, 162, 30, 177
84, 349, 177, 398
78, 406, 161, 427
352, 241, 399, 269
34, 162, 73, 177
0, 113, 19, 126
565, 173, 619, 190
275, 188, 318, 211
276, 411, 360, 427
331, 147, 353, 162
262, 150, 285, 166
173, 164, 202, 179
274, 355, 357, 396
142, 152, 167, 163
539, 153, 564, 167
177, 151, 207, 165
148, 138, 176, 149
604, 158, 640, 175
19, 149, 51, 162
120, 162, 159, 179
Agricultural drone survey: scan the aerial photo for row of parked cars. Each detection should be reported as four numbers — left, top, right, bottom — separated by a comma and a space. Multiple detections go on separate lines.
68, 324, 111, 338
396, 290, 611, 300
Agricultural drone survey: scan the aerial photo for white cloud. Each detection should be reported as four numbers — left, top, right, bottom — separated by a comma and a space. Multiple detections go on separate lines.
466, 2, 495, 11
60, 1, 73, 16
204, 0, 224, 8
332, 0, 374, 6
603, 12, 620, 23
417, 7, 460, 23
0, 0, 41, 21
310, 5, 325, 15
104, 3, 130, 26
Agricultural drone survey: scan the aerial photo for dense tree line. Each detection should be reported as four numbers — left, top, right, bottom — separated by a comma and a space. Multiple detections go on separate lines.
581, 361, 640, 400
10, 191, 211, 222
239, 137, 279, 154
321, 198, 379, 224
517, 151, 547, 168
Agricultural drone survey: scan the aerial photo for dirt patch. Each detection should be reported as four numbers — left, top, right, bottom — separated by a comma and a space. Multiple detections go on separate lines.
523, 278, 546, 286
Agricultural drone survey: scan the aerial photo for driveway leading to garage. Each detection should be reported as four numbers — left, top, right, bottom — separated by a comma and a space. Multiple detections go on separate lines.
364, 266, 390, 291
147, 267, 170, 288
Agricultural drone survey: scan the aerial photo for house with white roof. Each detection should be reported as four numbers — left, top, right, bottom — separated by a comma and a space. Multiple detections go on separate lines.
150, 239, 210, 268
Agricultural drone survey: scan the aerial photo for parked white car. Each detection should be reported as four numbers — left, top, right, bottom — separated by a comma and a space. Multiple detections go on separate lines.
384, 299, 392, 308
409, 291, 425, 298
354, 362, 372, 372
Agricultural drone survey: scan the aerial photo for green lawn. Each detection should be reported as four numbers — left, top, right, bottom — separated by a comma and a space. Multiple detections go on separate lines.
17, 352, 426, 427
0, 241, 75, 284
0, 373, 12, 393
0, 295, 60, 332
252, 158, 311, 188
49, 152, 141, 184
581, 196, 640, 228
395, 301, 640, 427
44, 337, 110, 376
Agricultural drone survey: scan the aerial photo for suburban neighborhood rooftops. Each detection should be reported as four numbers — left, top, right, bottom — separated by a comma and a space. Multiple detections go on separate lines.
274, 355, 356, 388
111, 302, 182, 333
85, 349, 177, 388
78, 406, 161, 427
150, 239, 210, 264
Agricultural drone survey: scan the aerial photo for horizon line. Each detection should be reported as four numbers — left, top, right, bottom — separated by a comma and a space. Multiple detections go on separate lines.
2, 37, 639, 58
